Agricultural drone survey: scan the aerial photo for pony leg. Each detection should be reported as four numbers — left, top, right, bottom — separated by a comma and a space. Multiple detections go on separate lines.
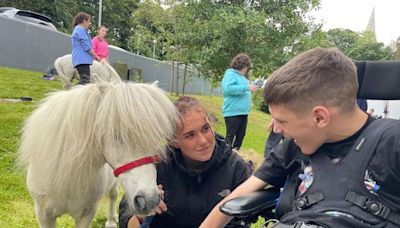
54, 57, 73, 89
105, 182, 118, 228
34, 202, 56, 228
74, 207, 97, 228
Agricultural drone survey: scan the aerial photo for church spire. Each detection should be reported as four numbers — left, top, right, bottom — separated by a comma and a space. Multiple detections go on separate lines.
366, 6, 375, 33
366, 6, 376, 40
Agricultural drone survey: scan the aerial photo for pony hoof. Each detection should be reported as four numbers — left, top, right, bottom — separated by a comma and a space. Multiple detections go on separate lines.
105, 221, 117, 228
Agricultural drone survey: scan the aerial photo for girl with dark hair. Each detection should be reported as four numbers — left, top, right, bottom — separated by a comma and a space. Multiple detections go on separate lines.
71, 12, 100, 85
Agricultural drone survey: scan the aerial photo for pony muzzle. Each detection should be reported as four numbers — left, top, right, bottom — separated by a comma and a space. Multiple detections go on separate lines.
133, 191, 161, 215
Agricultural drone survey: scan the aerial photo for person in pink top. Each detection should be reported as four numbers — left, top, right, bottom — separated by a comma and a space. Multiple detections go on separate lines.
92, 25, 109, 62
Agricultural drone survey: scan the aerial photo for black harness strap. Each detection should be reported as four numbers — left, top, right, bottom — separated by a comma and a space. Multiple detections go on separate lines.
346, 189, 400, 225
293, 192, 324, 210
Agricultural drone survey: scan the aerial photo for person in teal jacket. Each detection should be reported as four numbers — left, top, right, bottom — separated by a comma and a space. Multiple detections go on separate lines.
71, 12, 100, 85
221, 53, 256, 150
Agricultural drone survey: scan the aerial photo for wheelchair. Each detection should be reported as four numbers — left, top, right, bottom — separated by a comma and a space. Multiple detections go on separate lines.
220, 60, 400, 227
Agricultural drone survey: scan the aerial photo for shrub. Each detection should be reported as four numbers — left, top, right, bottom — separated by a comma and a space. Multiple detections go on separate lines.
252, 88, 269, 113
113, 61, 128, 80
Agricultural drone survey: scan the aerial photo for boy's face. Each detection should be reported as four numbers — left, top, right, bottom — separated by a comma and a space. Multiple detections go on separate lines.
269, 104, 325, 155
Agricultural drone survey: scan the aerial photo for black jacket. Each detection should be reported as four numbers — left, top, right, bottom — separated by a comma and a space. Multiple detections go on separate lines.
255, 118, 400, 228
119, 134, 251, 228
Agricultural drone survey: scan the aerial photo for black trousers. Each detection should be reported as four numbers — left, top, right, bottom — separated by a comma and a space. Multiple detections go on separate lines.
224, 115, 248, 149
75, 64, 91, 85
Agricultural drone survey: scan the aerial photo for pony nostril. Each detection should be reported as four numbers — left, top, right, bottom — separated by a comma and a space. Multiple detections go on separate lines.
132, 193, 161, 214
133, 195, 146, 210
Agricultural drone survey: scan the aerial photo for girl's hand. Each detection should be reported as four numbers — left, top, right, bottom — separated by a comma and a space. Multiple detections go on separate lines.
250, 84, 257, 92
152, 185, 167, 215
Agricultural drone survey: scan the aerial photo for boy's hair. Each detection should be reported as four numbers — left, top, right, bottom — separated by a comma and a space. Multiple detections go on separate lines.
73, 12, 91, 27
230, 53, 251, 71
264, 47, 358, 114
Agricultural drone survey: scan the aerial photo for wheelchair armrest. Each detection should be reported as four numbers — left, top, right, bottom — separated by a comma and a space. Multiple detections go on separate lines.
219, 187, 280, 218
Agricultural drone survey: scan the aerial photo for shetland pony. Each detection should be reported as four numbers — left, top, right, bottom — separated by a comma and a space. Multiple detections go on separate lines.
18, 82, 178, 228
54, 54, 122, 89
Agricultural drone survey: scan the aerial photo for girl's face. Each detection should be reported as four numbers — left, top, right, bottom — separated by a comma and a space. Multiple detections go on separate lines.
175, 109, 216, 162
98, 27, 107, 38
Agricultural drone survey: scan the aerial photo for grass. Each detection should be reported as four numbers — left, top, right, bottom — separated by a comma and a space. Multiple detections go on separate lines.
0, 66, 271, 227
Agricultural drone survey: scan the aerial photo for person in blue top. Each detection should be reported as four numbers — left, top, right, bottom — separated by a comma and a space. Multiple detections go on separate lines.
71, 12, 100, 85
356, 98, 368, 112
221, 53, 257, 150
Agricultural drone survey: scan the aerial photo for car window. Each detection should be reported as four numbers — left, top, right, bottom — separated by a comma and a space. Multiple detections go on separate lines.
15, 14, 46, 25
15, 11, 52, 23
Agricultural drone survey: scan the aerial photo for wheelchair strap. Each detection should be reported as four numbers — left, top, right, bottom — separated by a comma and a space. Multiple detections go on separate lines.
346, 191, 400, 225
272, 221, 324, 228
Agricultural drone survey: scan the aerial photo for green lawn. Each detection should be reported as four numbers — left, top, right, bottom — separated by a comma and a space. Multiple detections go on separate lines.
0, 66, 270, 227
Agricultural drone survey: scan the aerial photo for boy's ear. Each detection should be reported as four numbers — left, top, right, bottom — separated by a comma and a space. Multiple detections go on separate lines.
312, 106, 330, 127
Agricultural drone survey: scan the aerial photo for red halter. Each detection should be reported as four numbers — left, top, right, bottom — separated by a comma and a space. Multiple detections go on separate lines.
113, 155, 161, 177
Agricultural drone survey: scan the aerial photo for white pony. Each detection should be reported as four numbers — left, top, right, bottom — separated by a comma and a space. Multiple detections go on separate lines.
18, 82, 178, 228
54, 54, 122, 89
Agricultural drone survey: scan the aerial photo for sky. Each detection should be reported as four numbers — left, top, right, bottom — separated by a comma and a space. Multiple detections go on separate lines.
312, 0, 400, 45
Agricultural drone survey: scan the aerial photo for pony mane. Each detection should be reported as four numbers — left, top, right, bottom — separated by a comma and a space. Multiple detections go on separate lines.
18, 82, 178, 192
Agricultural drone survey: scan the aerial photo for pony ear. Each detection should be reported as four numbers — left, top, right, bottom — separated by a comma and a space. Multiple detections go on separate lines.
96, 82, 111, 94
91, 73, 107, 83
151, 80, 159, 87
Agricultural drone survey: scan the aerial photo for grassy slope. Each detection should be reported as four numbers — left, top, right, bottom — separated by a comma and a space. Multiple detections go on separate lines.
0, 66, 270, 227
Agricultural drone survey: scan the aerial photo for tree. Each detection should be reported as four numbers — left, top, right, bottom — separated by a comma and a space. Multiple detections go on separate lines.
348, 31, 395, 60
98, 0, 138, 49
326, 28, 359, 53
128, 0, 174, 59
325, 29, 395, 60
173, 0, 322, 85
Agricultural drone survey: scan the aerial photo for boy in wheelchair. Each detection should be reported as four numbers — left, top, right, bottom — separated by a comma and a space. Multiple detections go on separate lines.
200, 48, 400, 228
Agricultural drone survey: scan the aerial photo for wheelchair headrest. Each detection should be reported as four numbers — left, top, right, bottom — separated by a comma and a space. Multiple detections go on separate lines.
356, 61, 400, 100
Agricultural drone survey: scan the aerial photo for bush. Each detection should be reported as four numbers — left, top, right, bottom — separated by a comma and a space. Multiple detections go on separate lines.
252, 88, 269, 113
113, 61, 128, 80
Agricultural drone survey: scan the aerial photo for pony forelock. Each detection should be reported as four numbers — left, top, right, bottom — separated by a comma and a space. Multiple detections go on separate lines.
17, 82, 178, 193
